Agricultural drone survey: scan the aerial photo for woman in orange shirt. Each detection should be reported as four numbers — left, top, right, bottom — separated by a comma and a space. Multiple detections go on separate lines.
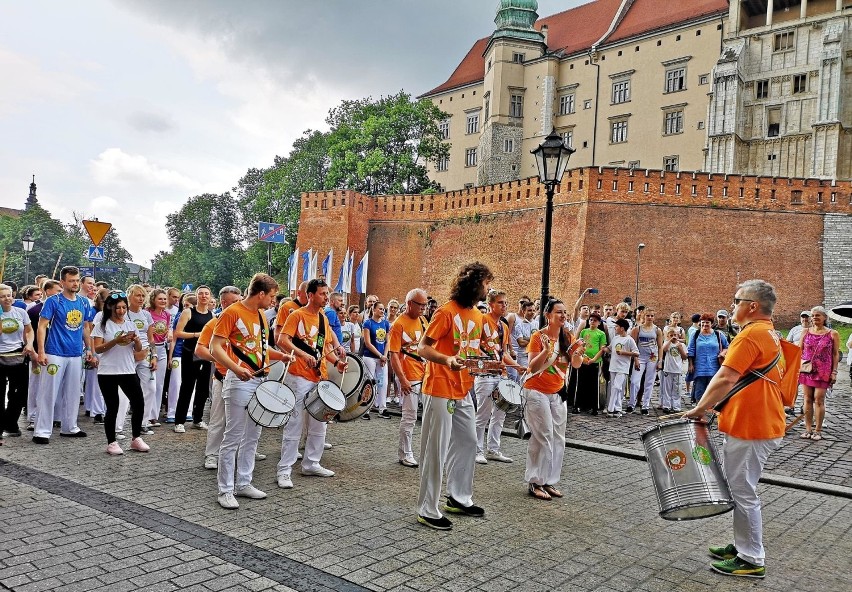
524, 299, 583, 501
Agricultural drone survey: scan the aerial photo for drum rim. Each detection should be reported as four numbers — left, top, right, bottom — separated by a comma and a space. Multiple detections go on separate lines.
660, 500, 735, 521
253, 382, 296, 414
314, 380, 346, 408
639, 418, 709, 440
326, 352, 366, 396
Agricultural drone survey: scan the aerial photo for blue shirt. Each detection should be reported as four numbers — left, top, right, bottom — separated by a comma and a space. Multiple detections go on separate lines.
362, 318, 390, 358
171, 311, 184, 357
39, 293, 95, 357
687, 330, 729, 377
12, 299, 26, 310
324, 306, 344, 344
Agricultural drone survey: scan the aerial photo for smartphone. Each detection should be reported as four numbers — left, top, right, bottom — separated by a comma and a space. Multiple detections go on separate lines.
588, 288, 599, 294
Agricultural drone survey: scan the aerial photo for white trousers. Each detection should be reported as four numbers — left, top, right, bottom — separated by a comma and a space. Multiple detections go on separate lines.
166, 357, 194, 420
138, 359, 157, 421
474, 375, 506, 455
277, 374, 327, 477
629, 359, 656, 409
416, 392, 476, 519
34, 354, 83, 438
27, 362, 40, 421
398, 382, 420, 461
83, 366, 105, 415
607, 373, 628, 413
152, 343, 167, 418
205, 377, 226, 458
723, 435, 781, 567
523, 388, 567, 486
217, 375, 263, 494
363, 356, 388, 411
659, 371, 682, 410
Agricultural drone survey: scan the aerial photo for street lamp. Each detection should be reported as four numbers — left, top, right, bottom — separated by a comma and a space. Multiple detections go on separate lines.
634, 243, 645, 311
531, 129, 575, 326
21, 229, 34, 285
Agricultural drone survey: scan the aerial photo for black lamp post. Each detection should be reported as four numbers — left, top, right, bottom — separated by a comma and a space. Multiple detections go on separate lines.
531, 130, 575, 327
634, 243, 645, 311
21, 229, 34, 285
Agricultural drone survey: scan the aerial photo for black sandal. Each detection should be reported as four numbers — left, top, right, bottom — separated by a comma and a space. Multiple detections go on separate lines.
528, 483, 551, 501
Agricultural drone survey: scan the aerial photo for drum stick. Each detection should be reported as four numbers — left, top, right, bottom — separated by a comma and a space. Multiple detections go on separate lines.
252, 364, 277, 377
658, 411, 688, 421
785, 413, 806, 433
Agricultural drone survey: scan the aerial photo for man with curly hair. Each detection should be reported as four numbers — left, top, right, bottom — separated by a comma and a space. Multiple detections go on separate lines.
415, 261, 492, 530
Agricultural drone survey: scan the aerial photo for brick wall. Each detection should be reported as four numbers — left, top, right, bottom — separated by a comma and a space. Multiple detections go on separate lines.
297, 167, 852, 324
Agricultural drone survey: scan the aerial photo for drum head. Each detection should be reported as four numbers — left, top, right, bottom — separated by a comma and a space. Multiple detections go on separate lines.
497, 380, 522, 405
337, 382, 375, 422
317, 381, 346, 411
255, 382, 296, 414
266, 361, 286, 383
326, 353, 365, 397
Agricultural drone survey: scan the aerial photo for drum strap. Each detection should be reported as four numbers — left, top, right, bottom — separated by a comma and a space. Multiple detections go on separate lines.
291, 312, 327, 376
400, 316, 428, 363
229, 311, 268, 374
713, 350, 781, 413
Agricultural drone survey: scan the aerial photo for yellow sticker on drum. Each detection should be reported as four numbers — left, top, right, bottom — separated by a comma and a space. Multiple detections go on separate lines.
666, 449, 687, 470
692, 445, 712, 466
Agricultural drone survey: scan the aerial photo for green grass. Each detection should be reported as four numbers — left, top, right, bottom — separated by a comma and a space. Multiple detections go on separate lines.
782, 323, 851, 354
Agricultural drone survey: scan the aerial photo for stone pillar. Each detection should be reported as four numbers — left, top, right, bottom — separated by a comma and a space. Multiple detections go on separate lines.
800, 0, 808, 19
767, 0, 774, 27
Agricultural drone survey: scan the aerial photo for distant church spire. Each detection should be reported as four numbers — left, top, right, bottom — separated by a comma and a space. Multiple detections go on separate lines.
26, 175, 38, 210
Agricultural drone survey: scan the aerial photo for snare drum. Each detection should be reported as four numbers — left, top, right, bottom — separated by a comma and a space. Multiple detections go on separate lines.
640, 419, 734, 521
326, 353, 367, 398
265, 361, 286, 382
247, 381, 296, 428
305, 380, 346, 422
491, 379, 522, 413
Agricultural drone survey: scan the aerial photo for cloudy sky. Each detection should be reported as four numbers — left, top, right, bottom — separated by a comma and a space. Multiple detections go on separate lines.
0, 0, 579, 264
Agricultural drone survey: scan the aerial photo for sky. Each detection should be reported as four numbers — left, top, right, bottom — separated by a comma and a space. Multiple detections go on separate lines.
0, 0, 580, 264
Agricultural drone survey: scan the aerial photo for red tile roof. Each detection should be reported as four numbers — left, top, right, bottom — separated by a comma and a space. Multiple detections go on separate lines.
422, 0, 728, 97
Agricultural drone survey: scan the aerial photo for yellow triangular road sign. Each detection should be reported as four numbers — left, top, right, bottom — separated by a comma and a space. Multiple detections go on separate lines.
82, 220, 112, 246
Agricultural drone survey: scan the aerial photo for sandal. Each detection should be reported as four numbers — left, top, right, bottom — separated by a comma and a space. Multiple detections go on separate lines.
800, 431, 812, 439
528, 483, 551, 501
811, 432, 823, 441
542, 484, 563, 498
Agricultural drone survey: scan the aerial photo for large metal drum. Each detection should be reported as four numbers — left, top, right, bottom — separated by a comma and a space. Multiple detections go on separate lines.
640, 419, 734, 521
247, 381, 296, 428
305, 380, 346, 422
327, 353, 375, 421
491, 379, 522, 413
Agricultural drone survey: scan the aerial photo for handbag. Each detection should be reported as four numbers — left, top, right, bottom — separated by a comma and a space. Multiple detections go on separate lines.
799, 360, 813, 374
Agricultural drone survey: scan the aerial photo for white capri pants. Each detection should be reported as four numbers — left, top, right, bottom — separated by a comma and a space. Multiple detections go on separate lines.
363, 356, 388, 411
523, 387, 567, 486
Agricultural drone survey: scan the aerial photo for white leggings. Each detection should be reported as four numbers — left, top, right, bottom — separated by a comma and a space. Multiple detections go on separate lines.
363, 356, 388, 411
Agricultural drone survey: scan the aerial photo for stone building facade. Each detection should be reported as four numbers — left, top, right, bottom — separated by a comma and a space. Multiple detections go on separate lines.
296, 167, 852, 325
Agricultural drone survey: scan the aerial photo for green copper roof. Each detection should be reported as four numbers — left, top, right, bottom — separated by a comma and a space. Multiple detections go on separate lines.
493, 0, 543, 44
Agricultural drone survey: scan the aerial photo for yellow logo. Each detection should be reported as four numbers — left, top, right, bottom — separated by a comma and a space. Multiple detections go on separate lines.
66, 309, 83, 330
47, 364, 59, 375
33, 366, 41, 375
134, 319, 145, 330
171, 360, 180, 369
1, 318, 20, 334
375, 328, 387, 343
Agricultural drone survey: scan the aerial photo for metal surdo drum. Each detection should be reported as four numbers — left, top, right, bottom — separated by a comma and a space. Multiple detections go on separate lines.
328, 354, 375, 422
640, 419, 734, 521
265, 361, 286, 382
305, 381, 346, 422
247, 381, 296, 428
491, 379, 522, 413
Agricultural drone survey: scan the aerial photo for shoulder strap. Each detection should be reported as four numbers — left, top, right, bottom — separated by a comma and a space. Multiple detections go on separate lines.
713, 350, 781, 412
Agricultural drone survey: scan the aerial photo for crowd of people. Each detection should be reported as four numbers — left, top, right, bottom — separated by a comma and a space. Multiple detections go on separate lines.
0, 263, 849, 580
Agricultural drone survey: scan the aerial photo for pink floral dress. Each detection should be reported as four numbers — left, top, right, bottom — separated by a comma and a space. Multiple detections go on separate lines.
799, 330, 834, 389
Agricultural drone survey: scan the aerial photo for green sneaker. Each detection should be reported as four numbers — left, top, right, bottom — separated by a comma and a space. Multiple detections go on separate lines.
708, 543, 738, 560
711, 556, 765, 579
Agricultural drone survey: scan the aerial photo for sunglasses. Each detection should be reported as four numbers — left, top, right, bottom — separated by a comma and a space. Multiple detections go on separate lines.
733, 298, 754, 305
109, 291, 127, 300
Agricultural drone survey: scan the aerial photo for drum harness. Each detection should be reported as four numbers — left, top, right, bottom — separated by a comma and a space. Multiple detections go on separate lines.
290, 312, 328, 378
399, 316, 427, 364
228, 311, 269, 379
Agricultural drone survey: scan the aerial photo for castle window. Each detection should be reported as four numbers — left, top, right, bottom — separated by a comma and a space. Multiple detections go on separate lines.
663, 155, 679, 172
611, 80, 630, 104
774, 31, 794, 52
484, 94, 490, 122
561, 130, 574, 148
664, 67, 686, 93
766, 107, 781, 137
791, 190, 803, 204
439, 120, 450, 139
559, 94, 575, 115
510, 94, 524, 118
756, 80, 769, 99
610, 119, 628, 144
465, 148, 478, 167
512, 52, 525, 64
503, 138, 514, 153
699, 74, 709, 85
663, 110, 684, 135
436, 155, 449, 172
584, 99, 592, 110
793, 74, 807, 94
466, 113, 479, 135
628, 160, 640, 170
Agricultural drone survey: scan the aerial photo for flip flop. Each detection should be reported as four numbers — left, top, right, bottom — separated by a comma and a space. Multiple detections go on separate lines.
810, 432, 823, 441
542, 484, 564, 498
800, 431, 812, 439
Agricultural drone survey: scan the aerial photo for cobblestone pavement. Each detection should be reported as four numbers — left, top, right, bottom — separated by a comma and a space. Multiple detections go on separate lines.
1, 402, 850, 592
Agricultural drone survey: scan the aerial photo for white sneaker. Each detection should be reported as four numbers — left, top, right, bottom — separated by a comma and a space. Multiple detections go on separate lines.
217, 492, 239, 510
204, 455, 218, 469
301, 465, 335, 477
234, 484, 267, 499
116, 433, 126, 440
475, 453, 488, 465
192, 421, 208, 430
174, 424, 186, 433
323, 442, 332, 450
485, 450, 513, 463
140, 427, 154, 436
255, 452, 267, 461
296, 452, 303, 460
277, 475, 293, 489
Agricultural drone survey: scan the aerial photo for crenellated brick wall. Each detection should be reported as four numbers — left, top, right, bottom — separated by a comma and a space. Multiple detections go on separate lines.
297, 167, 852, 324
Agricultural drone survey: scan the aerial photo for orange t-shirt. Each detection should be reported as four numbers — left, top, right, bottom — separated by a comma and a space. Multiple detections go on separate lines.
212, 301, 271, 373
525, 330, 570, 394
718, 319, 786, 440
197, 318, 227, 376
281, 307, 329, 382
421, 301, 482, 399
274, 299, 301, 332
480, 314, 510, 361
388, 315, 428, 382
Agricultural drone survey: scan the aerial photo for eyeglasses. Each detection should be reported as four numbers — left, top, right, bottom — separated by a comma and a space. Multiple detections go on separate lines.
733, 298, 754, 305
410, 301, 428, 307
109, 291, 127, 300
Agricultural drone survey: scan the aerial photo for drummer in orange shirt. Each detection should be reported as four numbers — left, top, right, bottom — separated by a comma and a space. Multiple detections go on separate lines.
685, 279, 785, 579
276, 279, 347, 489
274, 280, 307, 336
416, 262, 492, 530
388, 288, 430, 468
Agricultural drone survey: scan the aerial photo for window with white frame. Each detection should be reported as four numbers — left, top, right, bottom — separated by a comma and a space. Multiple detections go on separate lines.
465, 147, 478, 167
663, 155, 679, 171
663, 110, 683, 135
512, 52, 525, 64
436, 155, 449, 172
611, 119, 628, 143
559, 94, 575, 115
665, 67, 686, 93
466, 113, 479, 135
612, 80, 630, 104
503, 138, 514, 153
510, 94, 524, 118
439, 120, 450, 139
561, 130, 574, 148
699, 74, 709, 85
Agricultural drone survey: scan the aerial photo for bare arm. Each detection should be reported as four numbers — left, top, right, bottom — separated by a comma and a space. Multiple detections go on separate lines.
684, 365, 741, 418
418, 335, 463, 371
210, 335, 253, 381
174, 309, 196, 340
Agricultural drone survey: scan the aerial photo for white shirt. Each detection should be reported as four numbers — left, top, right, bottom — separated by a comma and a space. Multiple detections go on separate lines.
0, 306, 30, 353
91, 317, 138, 374
126, 309, 154, 348
609, 334, 638, 374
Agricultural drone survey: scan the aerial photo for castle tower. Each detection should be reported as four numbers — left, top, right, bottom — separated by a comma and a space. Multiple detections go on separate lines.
478, 0, 547, 187
25, 175, 38, 210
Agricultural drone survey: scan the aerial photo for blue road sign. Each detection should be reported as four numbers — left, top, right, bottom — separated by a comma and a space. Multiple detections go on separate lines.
258, 222, 286, 244
182, 283, 194, 293
86, 245, 105, 261
79, 266, 119, 277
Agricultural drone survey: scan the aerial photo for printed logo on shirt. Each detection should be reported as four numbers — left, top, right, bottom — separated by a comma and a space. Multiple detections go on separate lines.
402, 329, 422, 355
375, 327, 387, 344
133, 319, 145, 331
152, 321, 168, 337
1, 318, 20, 334
46, 363, 59, 375
452, 315, 481, 359
65, 309, 83, 331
